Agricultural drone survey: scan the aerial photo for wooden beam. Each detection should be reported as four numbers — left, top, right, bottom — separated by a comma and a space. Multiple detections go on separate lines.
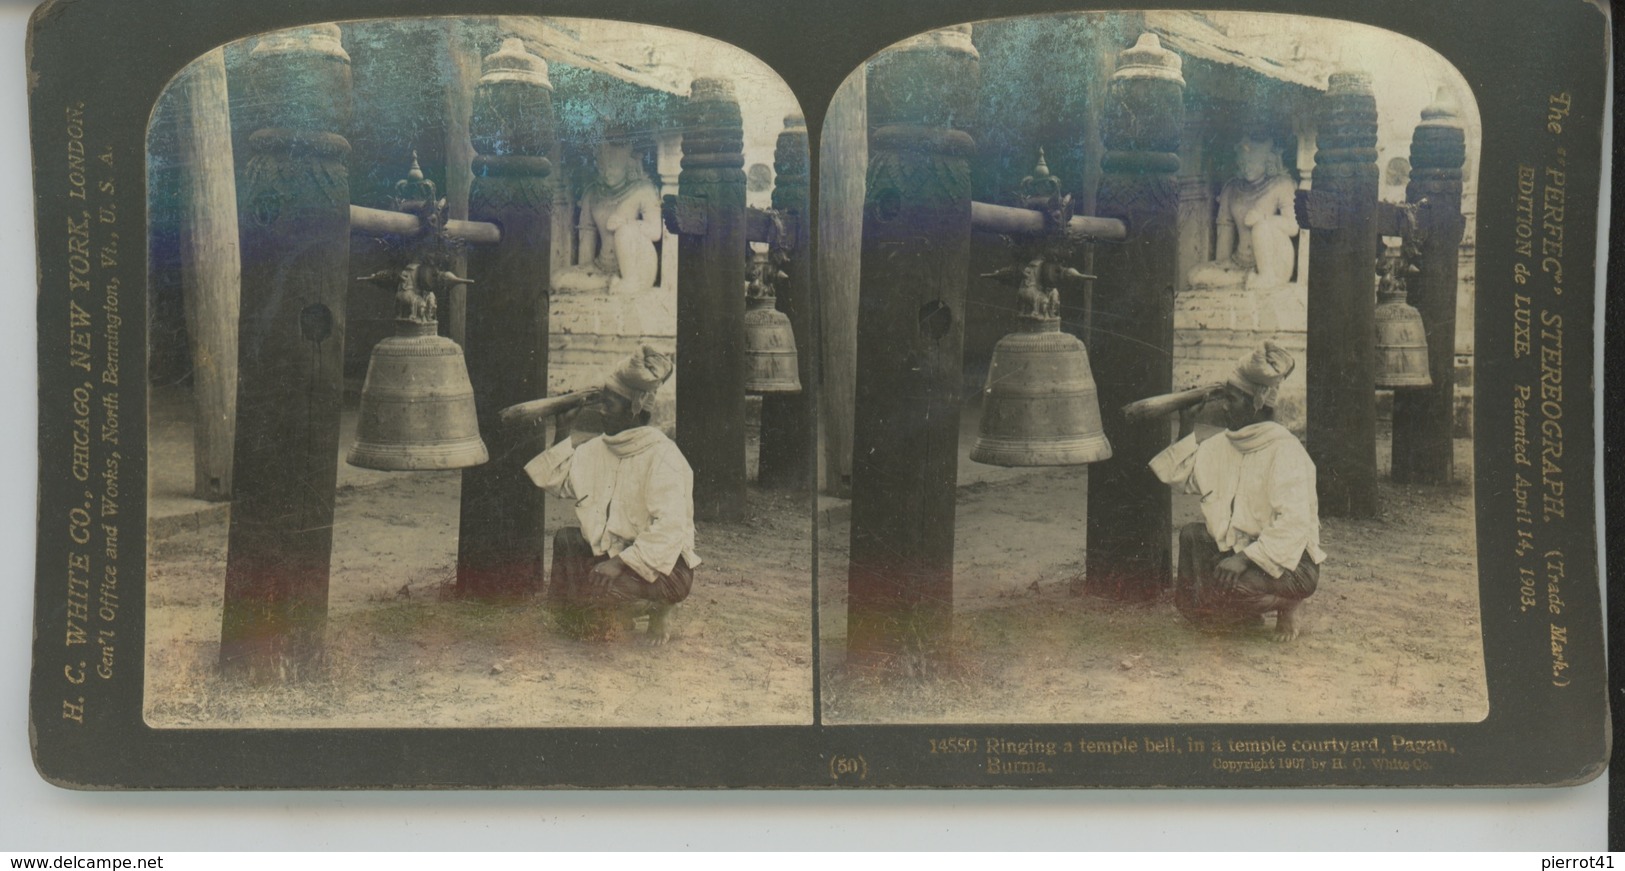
969, 201, 1126, 241
746, 205, 785, 245
1082, 33, 1185, 601
348, 205, 500, 245
455, 38, 557, 599
1374, 201, 1410, 238
219, 25, 353, 681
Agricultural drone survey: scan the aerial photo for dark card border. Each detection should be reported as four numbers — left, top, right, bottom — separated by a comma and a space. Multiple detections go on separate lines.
26, 0, 1611, 789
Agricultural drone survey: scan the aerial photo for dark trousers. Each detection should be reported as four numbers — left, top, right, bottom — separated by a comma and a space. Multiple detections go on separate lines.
1176, 522, 1318, 628
548, 526, 693, 606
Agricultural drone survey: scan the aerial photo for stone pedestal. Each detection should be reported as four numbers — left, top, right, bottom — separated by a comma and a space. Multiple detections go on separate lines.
1173, 280, 1308, 431
548, 285, 678, 430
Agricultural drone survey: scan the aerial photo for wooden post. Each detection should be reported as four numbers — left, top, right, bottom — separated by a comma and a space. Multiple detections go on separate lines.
549, 162, 573, 281
1306, 71, 1380, 517
818, 70, 866, 497
455, 38, 556, 599
757, 113, 813, 491
219, 25, 353, 680
675, 78, 749, 522
1082, 33, 1184, 601
175, 47, 240, 502
656, 132, 682, 291
1392, 89, 1467, 485
846, 26, 979, 670
441, 20, 478, 348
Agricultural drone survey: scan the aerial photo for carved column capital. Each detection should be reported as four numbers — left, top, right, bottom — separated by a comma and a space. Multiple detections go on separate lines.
471, 37, 555, 185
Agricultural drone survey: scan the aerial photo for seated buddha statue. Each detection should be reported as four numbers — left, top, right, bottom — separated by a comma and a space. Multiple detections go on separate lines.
1188, 134, 1300, 293
556, 138, 663, 294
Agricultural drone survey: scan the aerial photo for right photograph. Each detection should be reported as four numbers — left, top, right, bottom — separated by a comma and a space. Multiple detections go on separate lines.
816, 11, 1486, 724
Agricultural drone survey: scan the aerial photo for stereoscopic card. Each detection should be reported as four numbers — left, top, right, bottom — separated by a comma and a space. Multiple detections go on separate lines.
25, 0, 1610, 788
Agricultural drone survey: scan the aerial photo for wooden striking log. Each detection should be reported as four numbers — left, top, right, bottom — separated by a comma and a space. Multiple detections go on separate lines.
1121, 385, 1222, 422
219, 25, 353, 681
498, 388, 600, 429
675, 78, 749, 522
175, 47, 240, 502
1306, 71, 1380, 517
456, 38, 556, 599
1392, 89, 1467, 485
758, 113, 814, 491
1082, 33, 1185, 601
846, 26, 980, 670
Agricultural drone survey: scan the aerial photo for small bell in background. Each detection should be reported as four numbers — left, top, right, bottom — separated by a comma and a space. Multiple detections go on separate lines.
1373, 236, 1431, 390
743, 243, 802, 394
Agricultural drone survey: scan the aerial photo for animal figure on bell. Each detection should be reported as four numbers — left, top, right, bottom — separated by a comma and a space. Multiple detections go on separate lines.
983, 256, 1091, 322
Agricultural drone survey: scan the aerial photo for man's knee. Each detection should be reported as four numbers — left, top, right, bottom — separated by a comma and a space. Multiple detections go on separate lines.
647, 563, 693, 606
602, 574, 654, 604
1234, 561, 1317, 601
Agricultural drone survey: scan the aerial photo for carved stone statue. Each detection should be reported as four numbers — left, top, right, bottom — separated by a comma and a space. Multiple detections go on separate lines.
556, 139, 663, 293
1188, 134, 1300, 292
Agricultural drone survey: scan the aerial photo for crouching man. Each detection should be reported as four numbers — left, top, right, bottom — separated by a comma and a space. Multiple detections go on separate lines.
525, 345, 701, 644
1149, 341, 1325, 641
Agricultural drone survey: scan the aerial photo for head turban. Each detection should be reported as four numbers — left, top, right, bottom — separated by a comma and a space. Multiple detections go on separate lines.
604, 344, 674, 413
1226, 340, 1296, 410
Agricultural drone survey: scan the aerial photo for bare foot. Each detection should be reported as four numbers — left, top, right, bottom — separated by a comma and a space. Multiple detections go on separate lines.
644, 603, 675, 646
1272, 599, 1302, 642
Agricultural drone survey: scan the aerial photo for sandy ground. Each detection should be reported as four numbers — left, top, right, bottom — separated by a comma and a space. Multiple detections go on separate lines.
819, 434, 1487, 725
144, 468, 815, 729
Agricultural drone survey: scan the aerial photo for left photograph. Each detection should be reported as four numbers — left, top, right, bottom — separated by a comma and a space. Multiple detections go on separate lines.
142, 17, 814, 727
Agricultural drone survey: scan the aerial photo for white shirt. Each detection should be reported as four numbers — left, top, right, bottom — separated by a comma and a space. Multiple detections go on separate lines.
524, 426, 702, 583
1149, 421, 1326, 577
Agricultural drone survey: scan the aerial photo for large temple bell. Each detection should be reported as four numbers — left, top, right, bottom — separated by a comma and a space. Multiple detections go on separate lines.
1373, 234, 1432, 390
743, 245, 802, 394
347, 158, 490, 471
969, 152, 1111, 467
